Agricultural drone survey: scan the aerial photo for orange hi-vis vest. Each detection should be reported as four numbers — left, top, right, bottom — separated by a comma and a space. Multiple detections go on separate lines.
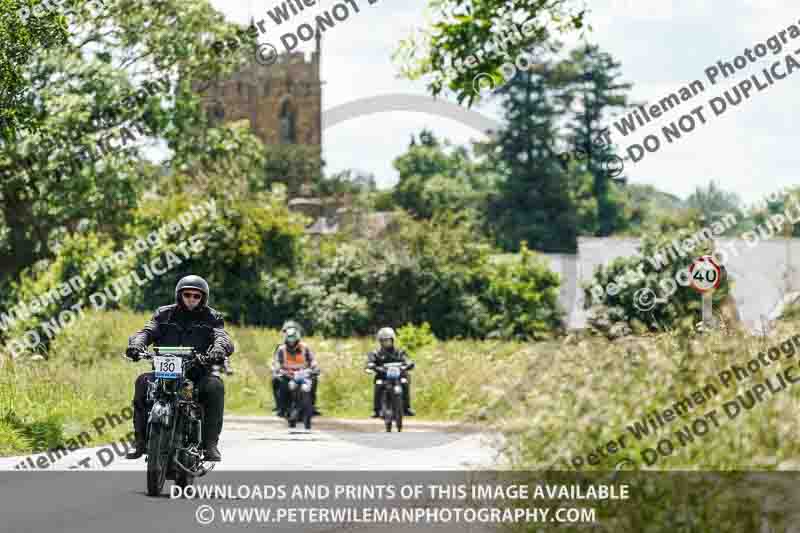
282, 342, 308, 370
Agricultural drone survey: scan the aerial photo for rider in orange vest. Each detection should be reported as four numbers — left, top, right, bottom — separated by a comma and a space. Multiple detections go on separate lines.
274, 325, 320, 417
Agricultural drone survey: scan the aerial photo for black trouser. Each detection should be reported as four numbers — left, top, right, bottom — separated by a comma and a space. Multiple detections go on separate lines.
133, 371, 225, 446
276, 375, 318, 412
272, 376, 281, 409
373, 375, 411, 413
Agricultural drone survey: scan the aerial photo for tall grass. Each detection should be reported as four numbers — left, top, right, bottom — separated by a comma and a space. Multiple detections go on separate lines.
485, 322, 800, 471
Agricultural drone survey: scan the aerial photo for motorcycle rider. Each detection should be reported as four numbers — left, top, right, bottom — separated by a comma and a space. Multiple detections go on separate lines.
366, 327, 415, 418
124, 275, 234, 462
272, 320, 321, 417
274, 325, 320, 417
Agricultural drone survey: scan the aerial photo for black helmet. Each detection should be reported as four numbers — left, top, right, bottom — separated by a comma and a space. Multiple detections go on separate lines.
175, 275, 209, 308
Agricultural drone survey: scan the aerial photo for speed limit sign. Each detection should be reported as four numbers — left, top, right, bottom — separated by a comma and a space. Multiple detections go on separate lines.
689, 255, 722, 293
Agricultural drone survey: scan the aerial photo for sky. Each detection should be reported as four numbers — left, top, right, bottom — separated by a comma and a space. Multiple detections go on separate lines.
209, 0, 800, 206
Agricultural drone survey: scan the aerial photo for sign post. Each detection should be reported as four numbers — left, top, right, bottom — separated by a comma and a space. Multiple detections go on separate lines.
690, 255, 723, 329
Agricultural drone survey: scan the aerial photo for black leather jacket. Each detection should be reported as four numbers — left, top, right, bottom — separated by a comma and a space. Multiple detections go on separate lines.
366, 347, 414, 369
128, 303, 234, 378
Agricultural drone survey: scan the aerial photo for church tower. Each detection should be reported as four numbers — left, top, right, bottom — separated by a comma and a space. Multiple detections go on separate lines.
194, 26, 323, 189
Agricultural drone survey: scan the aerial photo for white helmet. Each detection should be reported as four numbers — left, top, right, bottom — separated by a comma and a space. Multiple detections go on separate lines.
376, 327, 396, 344
284, 326, 301, 346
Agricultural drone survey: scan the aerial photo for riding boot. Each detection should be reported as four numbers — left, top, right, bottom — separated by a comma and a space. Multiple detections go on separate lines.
126, 403, 148, 459
127, 374, 152, 459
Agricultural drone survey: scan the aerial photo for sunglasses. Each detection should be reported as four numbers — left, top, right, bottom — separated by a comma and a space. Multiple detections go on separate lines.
182, 292, 203, 300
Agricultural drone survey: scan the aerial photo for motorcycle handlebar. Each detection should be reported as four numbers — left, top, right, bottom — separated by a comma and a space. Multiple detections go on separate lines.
279, 367, 319, 376
124, 348, 233, 375
369, 364, 413, 373
124, 348, 220, 365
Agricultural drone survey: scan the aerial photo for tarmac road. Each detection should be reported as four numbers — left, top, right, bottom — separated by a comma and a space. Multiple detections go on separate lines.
0, 416, 501, 471
0, 417, 504, 533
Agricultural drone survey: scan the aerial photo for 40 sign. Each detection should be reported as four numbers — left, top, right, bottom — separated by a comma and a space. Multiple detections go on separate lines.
689, 255, 723, 293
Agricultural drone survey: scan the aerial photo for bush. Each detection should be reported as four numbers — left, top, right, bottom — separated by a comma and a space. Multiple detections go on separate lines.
3, 194, 565, 351
1, 191, 307, 356
1, 410, 64, 452
480, 242, 563, 340
4, 231, 130, 355
397, 322, 437, 353
262, 213, 564, 340
126, 191, 306, 325
583, 228, 732, 337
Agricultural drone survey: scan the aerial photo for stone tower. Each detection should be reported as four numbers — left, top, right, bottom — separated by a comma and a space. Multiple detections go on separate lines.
194, 28, 323, 185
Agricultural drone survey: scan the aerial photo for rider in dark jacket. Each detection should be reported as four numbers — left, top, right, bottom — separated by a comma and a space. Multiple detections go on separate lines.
366, 327, 415, 418
124, 275, 234, 462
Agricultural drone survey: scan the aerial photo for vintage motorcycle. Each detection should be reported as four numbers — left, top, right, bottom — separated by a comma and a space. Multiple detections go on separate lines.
368, 361, 413, 432
279, 367, 319, 431
128, 346, 230, 496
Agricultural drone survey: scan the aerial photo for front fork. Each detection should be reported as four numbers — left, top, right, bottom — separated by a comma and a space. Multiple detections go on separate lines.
380, 381, 403, 414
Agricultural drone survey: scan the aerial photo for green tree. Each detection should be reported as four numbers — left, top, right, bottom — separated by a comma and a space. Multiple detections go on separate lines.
558, 43, 632, 236
0, 0, 261, 280
255, 144, 324, 196
395, 0, 586, 106
393, 129, 497, 219
317, 169, 377, 197
483, 66, 578, 253
0, 0, 71, 135
685, 180, 743, 225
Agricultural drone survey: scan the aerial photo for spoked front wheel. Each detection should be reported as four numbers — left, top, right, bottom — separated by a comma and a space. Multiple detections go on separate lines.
393, 393, 403, 433
302, 391, 312, 430
288, 397, 298, 429
146, 423, 169, 496
382, 391, 393, 432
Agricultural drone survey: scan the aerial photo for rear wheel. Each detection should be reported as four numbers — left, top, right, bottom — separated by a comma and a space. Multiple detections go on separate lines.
146, 423, 169, 496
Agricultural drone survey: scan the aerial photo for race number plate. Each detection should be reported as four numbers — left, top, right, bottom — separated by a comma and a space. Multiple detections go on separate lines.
154, 355, 182, 379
